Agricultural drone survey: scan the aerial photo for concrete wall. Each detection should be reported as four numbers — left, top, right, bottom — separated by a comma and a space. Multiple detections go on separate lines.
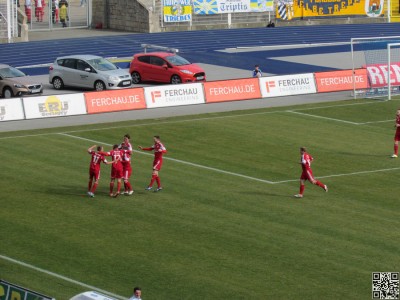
90, 0, 387, 33
92, 0, 159, 33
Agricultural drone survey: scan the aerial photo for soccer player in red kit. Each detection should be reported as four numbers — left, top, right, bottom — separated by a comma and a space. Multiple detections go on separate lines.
294, 147, 328, 198
392, 109, 400, 158
121, 145, 134, 195
103, 144, 124, 197
139, 136, 167, 192
87, 145, 113, 198
119, 134, 134, 195
120, 134, 133, 152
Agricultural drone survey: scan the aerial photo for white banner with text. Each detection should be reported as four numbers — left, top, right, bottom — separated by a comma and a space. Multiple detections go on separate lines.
259, 73, 317, 98
144, 83, 205, 108
23, 94, 87, 119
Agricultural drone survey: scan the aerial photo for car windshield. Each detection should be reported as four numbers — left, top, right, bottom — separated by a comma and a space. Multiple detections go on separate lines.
0, 66, 26, 78
87, 58, 117, 71
165, 55, 190, 66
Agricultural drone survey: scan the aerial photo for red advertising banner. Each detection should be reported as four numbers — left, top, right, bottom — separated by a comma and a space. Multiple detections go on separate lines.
204, 78, 261, 103
85, 88, 146, 114
366, 62, 400, 88
314, 69, 369, 93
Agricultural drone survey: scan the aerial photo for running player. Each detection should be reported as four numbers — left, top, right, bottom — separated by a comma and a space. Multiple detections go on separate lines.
139, 136, 167, 192
294, 147, 328, 198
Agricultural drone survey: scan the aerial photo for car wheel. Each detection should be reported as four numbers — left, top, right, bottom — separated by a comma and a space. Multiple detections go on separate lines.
2, 87, 13, 98
171, 75, 182, 84
94, 80, 106, 91
131, 71, 141, 84
53, 77, 64, 90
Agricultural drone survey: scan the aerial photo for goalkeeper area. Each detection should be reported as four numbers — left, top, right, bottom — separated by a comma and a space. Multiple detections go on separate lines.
351, 36, 400, 100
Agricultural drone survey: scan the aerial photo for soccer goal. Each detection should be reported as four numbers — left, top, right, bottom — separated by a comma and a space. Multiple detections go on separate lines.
351, 36, 400, 100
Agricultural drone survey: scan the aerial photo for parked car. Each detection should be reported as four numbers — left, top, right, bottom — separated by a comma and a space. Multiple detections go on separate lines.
49, 55, 132, 91
0, 64, 43, 98
129, 52, 206, 84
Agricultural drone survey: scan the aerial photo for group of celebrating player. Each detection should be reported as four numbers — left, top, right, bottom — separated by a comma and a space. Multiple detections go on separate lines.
87, 134, 167, 198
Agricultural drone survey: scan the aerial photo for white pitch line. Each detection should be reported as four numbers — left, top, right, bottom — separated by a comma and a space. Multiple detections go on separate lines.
0, 100, 389, 140
59, 133, 276, 184
60, 133, 400, 185
273, 167, 400, 184
359, 119, 393, 125
292, 100, 379, 111
60, 111, 281, 135
0, 254, 128, 300
61, 101, 382, 135
0, 132, 58, 140
286, 110, 360, 125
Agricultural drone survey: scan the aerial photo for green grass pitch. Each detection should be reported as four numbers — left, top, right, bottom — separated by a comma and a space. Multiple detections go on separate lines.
0, 98, 399, 299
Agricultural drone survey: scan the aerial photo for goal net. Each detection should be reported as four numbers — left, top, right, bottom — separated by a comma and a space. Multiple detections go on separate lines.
351, 36, 400, 100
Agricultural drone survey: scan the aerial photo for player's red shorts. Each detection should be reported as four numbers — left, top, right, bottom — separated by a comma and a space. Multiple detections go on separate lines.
89, 167, 101, 180
123, 164, 132, 179
111, 166, 123, 179
300, 168, 315, 182
394, 129, 400, 141
153, 159, 163, 171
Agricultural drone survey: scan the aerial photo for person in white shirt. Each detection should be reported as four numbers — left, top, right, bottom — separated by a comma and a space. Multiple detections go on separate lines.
129, 287, 142, 300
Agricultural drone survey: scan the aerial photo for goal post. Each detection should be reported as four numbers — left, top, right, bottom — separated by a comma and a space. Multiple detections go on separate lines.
388, 42, 400, 100
351, 36, 400, 100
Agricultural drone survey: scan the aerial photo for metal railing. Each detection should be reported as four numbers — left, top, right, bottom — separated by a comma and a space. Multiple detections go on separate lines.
0, 0, 18, 43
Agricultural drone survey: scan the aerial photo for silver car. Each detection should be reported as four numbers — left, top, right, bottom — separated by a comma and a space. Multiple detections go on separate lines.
49, 55, 132, 91
0, 63, 43, 98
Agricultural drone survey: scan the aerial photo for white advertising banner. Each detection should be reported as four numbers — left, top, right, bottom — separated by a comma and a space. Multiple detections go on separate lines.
0, 98, 25, 121
259, 73, 317, 98
23, 94, 87, 119
144, 83, 205, 108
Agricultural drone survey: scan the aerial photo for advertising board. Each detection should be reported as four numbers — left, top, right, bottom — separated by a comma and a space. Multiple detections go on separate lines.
85, 88, 146, 114
259, 73, 317, 98
315, 69, 369, 92
23, 94, 87, 119
0, 98, 25, 121
144, 83, 205, 108
204, 78, 261, 103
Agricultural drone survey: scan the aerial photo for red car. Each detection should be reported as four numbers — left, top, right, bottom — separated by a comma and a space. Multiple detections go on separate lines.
129, 52, 206, 84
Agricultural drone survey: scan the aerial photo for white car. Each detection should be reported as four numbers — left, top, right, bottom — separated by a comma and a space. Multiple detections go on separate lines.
49, 55, 132, 91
